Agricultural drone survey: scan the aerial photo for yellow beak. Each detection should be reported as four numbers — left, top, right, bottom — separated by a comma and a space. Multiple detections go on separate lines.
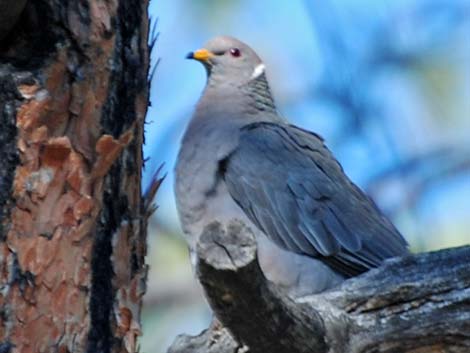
186, 49, 214, 62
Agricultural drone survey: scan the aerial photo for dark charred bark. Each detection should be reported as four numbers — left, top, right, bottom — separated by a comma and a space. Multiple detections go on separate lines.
0, 0, 27, 41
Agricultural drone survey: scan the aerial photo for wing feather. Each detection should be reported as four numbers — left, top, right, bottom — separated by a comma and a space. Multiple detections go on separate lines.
222, 122, 408, 277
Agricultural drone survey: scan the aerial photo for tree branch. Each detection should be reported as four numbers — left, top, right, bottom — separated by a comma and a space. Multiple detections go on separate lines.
168, 221, 470, 353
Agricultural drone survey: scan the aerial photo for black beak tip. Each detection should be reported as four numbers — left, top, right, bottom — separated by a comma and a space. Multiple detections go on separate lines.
186, 52, 194, 60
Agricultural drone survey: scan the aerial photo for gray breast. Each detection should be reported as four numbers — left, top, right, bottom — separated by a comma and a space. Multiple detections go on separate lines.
175, 150, 344, 297
174, 120, 240, 248
175, 116, 345, 297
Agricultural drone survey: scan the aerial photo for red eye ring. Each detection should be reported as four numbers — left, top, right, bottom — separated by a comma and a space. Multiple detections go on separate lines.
229, 48, 241, 57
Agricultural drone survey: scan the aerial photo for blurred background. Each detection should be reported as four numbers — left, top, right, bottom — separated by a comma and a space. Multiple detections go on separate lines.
142, 0, 470, 351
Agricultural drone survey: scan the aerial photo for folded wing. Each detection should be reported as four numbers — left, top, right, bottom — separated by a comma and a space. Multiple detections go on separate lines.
221, 122, 408, 277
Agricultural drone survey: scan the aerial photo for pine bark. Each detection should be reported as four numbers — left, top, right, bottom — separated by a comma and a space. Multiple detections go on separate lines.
0, 1, 151, 352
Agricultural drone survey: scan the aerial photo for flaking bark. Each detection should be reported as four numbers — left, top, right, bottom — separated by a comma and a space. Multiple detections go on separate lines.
0, 1, 153, 352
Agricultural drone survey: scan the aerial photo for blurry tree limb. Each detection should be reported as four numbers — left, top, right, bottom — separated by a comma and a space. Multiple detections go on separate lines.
303, 0, 470, 135
168, 221, 470, 353
367, 147, 470, 215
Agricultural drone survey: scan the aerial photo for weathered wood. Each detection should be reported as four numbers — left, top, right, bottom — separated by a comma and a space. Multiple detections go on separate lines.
196, 221, 327, 353
320, 245, 470, 353
168, 319, 240, 353
168, 221, 470, 353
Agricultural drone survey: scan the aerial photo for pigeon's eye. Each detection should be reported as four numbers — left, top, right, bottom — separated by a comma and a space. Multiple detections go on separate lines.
229, 48, 241, 57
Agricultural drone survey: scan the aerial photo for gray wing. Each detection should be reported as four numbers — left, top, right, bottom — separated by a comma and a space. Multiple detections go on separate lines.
221, 122, 408, 277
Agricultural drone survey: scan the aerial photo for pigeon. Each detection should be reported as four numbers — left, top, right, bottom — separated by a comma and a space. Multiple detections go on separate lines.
175, 36, 408, 297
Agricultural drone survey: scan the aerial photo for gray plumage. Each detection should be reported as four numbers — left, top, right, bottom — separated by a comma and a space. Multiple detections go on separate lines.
175, 36, 408, 297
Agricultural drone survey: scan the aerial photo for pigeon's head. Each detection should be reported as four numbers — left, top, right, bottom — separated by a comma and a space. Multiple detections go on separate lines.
187, 36, 265, 85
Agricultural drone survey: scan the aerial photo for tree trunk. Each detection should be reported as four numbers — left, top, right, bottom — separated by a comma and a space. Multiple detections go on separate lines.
168, 221, 470, 353
0, 1, 152, 352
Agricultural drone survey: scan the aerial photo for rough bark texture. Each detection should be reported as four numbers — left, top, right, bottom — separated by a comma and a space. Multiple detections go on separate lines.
168, 221, 470, 353
168, 319, 241, 353
0, 1, 151, 352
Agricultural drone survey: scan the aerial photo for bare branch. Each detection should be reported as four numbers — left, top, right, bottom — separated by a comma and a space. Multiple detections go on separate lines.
168, 221, 470, 353
195, 221, 327, 353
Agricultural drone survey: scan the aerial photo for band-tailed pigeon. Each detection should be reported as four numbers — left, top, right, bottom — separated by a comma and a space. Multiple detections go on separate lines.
175, 36, 408, 297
